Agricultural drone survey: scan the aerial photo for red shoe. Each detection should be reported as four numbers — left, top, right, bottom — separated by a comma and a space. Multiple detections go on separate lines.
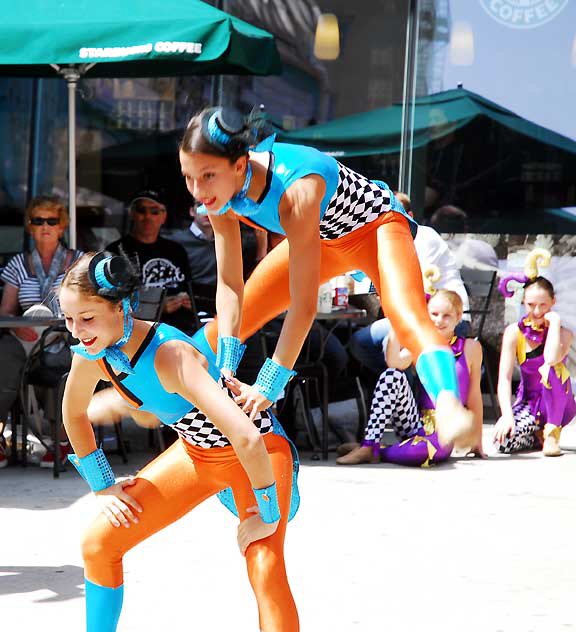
0, 435, 7, 469
40, 441, 71, 469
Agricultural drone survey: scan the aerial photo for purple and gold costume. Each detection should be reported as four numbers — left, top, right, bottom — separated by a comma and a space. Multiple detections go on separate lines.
500, 318, 576, 453
363, 336, 470, 467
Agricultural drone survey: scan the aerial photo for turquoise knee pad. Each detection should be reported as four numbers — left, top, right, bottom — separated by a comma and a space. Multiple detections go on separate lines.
415, 347, 460, 403
85, 579, 123, 632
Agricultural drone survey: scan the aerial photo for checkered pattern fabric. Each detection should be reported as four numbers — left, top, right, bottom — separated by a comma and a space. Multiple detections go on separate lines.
499, 400, 540, 453
171, 378, 273, 449
319, 162, 391, 241
365, 368, 420, 443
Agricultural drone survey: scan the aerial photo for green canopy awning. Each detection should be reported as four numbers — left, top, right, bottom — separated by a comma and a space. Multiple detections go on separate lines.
0, 0, 281, 77
283, 88, 576, 157
0, 0, 281, 247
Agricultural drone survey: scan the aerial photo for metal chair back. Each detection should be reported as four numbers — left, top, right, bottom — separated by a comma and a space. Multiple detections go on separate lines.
133, 287, 166, 321
460, 268, 497, 337
460, 267, 499, 417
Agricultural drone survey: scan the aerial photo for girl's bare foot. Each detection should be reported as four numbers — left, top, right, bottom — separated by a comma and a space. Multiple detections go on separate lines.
336, 445, 379, 465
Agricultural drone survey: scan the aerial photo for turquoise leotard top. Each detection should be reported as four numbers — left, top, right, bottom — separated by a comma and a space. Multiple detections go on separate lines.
99, 322, 300, 521
214, 137, 416, 240
99, 322, 219, 424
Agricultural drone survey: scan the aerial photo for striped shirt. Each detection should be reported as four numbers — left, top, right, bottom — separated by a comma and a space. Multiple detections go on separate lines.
0, 249, 83, 313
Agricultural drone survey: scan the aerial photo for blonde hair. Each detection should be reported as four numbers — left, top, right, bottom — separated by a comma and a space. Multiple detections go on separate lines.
25, 194, 69, 230
428, 289, 463, 319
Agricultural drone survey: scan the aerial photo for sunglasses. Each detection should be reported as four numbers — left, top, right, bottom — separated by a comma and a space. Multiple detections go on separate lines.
29, 217, 60, 226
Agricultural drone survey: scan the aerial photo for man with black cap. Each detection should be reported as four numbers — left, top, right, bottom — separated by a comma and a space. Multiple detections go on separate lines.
106, 189, 195, 334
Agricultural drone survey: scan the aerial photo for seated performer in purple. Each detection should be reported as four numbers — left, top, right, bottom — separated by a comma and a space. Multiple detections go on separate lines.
337, 288, 483, 466
494, 249, 575, 457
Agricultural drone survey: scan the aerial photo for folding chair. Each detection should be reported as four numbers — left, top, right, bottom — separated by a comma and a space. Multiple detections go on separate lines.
20, 324, 128, 478
459, 267, 500, 418
133, 287, 166, 321
19, 324, 73, 478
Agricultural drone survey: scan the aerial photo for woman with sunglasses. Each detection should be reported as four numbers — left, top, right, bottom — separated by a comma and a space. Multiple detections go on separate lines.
178, 107, 473, 448
0, 195, 82, 469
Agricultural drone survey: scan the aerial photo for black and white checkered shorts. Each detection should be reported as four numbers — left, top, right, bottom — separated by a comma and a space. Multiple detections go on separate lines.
170, 379, 274, 449
319, 162, 391, 240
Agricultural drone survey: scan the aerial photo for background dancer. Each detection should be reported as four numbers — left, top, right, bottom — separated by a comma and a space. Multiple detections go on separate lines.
60, 252, 299, 632
494, 249, 575, 456
337, 289, 483, 466
178, 106, 473, 448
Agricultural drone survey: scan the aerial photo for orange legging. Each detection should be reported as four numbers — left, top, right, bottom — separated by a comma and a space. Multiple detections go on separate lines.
204, 212, 444, 358
82, 433, 298, 632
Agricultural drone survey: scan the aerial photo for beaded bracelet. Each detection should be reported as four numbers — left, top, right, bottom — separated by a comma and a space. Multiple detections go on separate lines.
253, 482, 281, 524
68, 448, 116, 492
216, 336, 246, 374
253, 358, 296, 403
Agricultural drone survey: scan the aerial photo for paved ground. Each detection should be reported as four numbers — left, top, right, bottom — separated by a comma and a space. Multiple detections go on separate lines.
2, 422, 576, 631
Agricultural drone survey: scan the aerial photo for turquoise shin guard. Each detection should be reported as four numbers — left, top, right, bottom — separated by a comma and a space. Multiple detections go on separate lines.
415, 347, 460, 403
85, 579, 123, 632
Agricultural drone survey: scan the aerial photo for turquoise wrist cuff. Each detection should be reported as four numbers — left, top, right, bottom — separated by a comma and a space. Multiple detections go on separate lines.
253, 482, 281, 524
415, 347, 460, 404
68, 448, 115, 492
216, 336, 246, 374
254, 358, 296, 402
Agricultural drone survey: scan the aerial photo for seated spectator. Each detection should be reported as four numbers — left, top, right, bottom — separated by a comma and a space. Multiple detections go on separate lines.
429, 204, 499, 271
348, 192, 470, 376
106, 190, 196, 334
164, 199, 218, 317
494, 251, 574, 456
337, 290, 483, 465
428, 204, 468, 233
0, 194, 82, 468
171, 199, 218, 287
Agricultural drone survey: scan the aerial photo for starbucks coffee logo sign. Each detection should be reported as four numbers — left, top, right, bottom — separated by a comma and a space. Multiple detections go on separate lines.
479, 0, 568, 29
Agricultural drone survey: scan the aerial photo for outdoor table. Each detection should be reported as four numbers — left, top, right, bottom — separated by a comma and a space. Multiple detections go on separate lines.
312, 306, 368, 358
0, 316, 65, 328
315, 305, 368, 320
276, 305, 368, 358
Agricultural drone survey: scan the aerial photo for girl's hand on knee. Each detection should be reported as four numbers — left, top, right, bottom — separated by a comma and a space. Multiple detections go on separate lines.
95, 478, 143, 529
237, 505, 279, 556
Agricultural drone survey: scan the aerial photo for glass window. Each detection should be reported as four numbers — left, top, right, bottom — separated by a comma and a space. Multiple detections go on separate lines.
407, 0, 576, 233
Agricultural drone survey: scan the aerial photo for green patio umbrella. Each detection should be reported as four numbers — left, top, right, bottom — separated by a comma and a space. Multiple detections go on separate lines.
282, 88, 576, 158
283, 88, 576, 227
0, 0, 281, 246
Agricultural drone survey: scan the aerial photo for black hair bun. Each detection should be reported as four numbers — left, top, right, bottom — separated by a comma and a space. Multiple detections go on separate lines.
88, 251, 141, 301
214, 107, 246, 136
202, 106, 252, 155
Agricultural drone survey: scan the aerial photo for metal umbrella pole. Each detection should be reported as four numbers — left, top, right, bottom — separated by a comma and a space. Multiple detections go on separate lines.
50, 63, 95, 250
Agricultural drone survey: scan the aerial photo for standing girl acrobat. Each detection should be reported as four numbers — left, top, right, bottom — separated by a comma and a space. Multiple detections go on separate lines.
60, 252, 299, 631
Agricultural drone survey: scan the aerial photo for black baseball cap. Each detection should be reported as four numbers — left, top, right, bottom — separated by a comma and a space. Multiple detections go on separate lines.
129, 189, 167, 209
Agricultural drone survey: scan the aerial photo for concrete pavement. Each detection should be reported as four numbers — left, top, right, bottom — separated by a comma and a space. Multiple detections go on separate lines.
2, 424, 576, 631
